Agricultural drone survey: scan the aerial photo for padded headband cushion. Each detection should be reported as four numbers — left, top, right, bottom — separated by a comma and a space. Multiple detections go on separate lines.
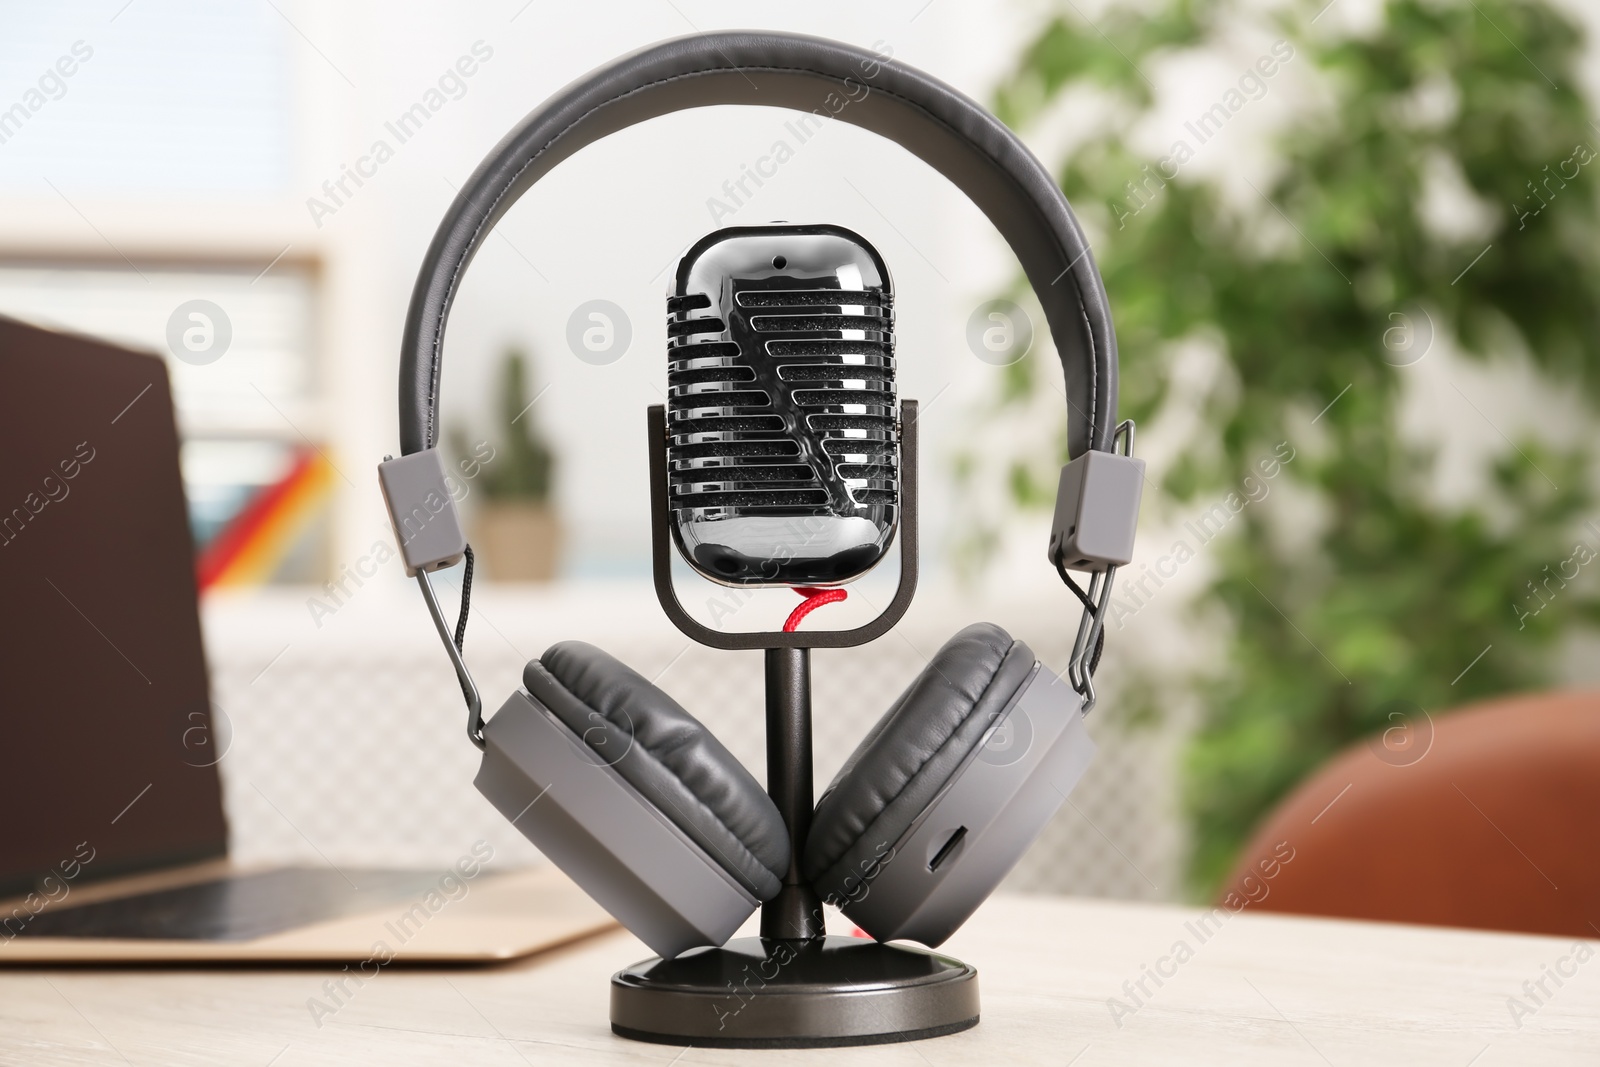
525, 641, 788, 900
803, 622, 1036, 900
399, 30, 1117, 460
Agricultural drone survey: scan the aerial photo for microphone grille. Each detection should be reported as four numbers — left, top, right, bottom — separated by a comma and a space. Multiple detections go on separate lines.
665, 225, 898, 585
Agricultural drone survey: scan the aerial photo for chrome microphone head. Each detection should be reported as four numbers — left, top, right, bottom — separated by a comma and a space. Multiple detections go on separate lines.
665, 223, 898, 587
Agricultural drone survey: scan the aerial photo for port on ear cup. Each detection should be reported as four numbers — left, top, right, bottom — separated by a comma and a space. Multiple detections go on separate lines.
524, 641, 789, 900
802, 623, 1037, 905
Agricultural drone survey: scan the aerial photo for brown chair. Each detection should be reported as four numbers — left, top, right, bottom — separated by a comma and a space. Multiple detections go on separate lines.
1220, 690, 1600, 938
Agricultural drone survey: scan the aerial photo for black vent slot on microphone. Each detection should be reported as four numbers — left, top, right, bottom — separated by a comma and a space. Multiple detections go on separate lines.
677, 463, 818, 484
670, 364, 756, 386
735, 289, 880, 307
672, 389, 772, 411
672, 414, 786, 435
791, 388, 892, 408
684, 488, 832, 509
805, 414, 896, 432
667, 317, 727, 338
667, 293, 712, 314
751, 313, 887, 334
672, 440, 799, 461
821, 438, 894, 458
768, 339, 892, 358
778, 364, 893, 383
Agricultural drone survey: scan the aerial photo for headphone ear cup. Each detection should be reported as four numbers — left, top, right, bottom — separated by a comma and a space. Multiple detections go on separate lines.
473, 641, 788, 959
804, 623, 1033, 899
804, 623, 1092, 947
528, 641, 789, 894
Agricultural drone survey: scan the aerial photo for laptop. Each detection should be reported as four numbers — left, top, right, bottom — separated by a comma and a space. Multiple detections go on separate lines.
0, 313, 613, 962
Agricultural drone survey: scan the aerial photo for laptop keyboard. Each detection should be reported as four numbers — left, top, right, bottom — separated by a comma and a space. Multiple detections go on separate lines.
10, 868, 458, 942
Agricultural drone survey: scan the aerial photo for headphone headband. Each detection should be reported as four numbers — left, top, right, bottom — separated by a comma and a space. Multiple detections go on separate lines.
397, 30, 1118, 458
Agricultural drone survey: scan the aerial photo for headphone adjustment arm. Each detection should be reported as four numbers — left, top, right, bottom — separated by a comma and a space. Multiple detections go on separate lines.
379, 450, 485, 749
1051, 420, 1141, 714
415, 567, 485, 750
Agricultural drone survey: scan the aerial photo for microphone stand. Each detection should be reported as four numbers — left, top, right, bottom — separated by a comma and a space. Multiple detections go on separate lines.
761, 645, 822, 941
611, 401, 979, 1048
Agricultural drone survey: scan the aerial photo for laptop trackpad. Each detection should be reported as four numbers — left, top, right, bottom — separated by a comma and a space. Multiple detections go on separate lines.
12, 869, 462, 942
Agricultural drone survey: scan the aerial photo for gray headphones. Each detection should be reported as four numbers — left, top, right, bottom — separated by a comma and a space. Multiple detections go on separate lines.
379, 31, 1143, 959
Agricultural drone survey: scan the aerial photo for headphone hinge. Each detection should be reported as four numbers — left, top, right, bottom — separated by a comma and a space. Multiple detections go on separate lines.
1046, 425, 1144, 575
378, 448, 468, 577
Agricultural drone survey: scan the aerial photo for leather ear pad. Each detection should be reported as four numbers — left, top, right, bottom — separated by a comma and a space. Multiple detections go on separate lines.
803, 622, 1037, 899
523, 641, 788, 901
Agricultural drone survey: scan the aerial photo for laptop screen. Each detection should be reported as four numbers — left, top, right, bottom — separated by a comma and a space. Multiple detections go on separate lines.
0, 315, 227, 898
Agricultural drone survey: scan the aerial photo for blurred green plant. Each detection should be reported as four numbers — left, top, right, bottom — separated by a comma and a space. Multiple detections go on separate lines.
979, 0, 1600, 896
452, 348, 555, 503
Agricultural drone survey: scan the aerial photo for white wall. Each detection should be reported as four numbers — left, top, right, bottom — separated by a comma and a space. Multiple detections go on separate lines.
0, 0, 1064, 584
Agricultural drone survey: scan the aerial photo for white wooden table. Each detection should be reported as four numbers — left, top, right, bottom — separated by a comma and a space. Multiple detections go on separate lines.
3, 894, 1594, 1065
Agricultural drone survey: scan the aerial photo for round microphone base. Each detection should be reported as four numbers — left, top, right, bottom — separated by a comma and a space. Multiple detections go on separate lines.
609, 935, 979, 1049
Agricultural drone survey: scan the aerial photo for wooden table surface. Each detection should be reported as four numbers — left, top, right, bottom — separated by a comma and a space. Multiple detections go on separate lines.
3, 893, 1594, 1065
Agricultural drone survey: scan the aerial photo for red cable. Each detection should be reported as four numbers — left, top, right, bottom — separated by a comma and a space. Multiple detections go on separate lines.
783, 586, 847, 632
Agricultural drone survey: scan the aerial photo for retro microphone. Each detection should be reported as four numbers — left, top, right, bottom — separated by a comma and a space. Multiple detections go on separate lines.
665, 223, 898, 587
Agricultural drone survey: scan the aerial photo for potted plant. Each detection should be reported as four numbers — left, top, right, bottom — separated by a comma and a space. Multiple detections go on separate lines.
455, 348, 560, 581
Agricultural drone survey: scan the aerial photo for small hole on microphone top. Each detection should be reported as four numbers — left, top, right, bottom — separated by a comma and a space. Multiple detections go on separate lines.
771, 255, 787, 270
